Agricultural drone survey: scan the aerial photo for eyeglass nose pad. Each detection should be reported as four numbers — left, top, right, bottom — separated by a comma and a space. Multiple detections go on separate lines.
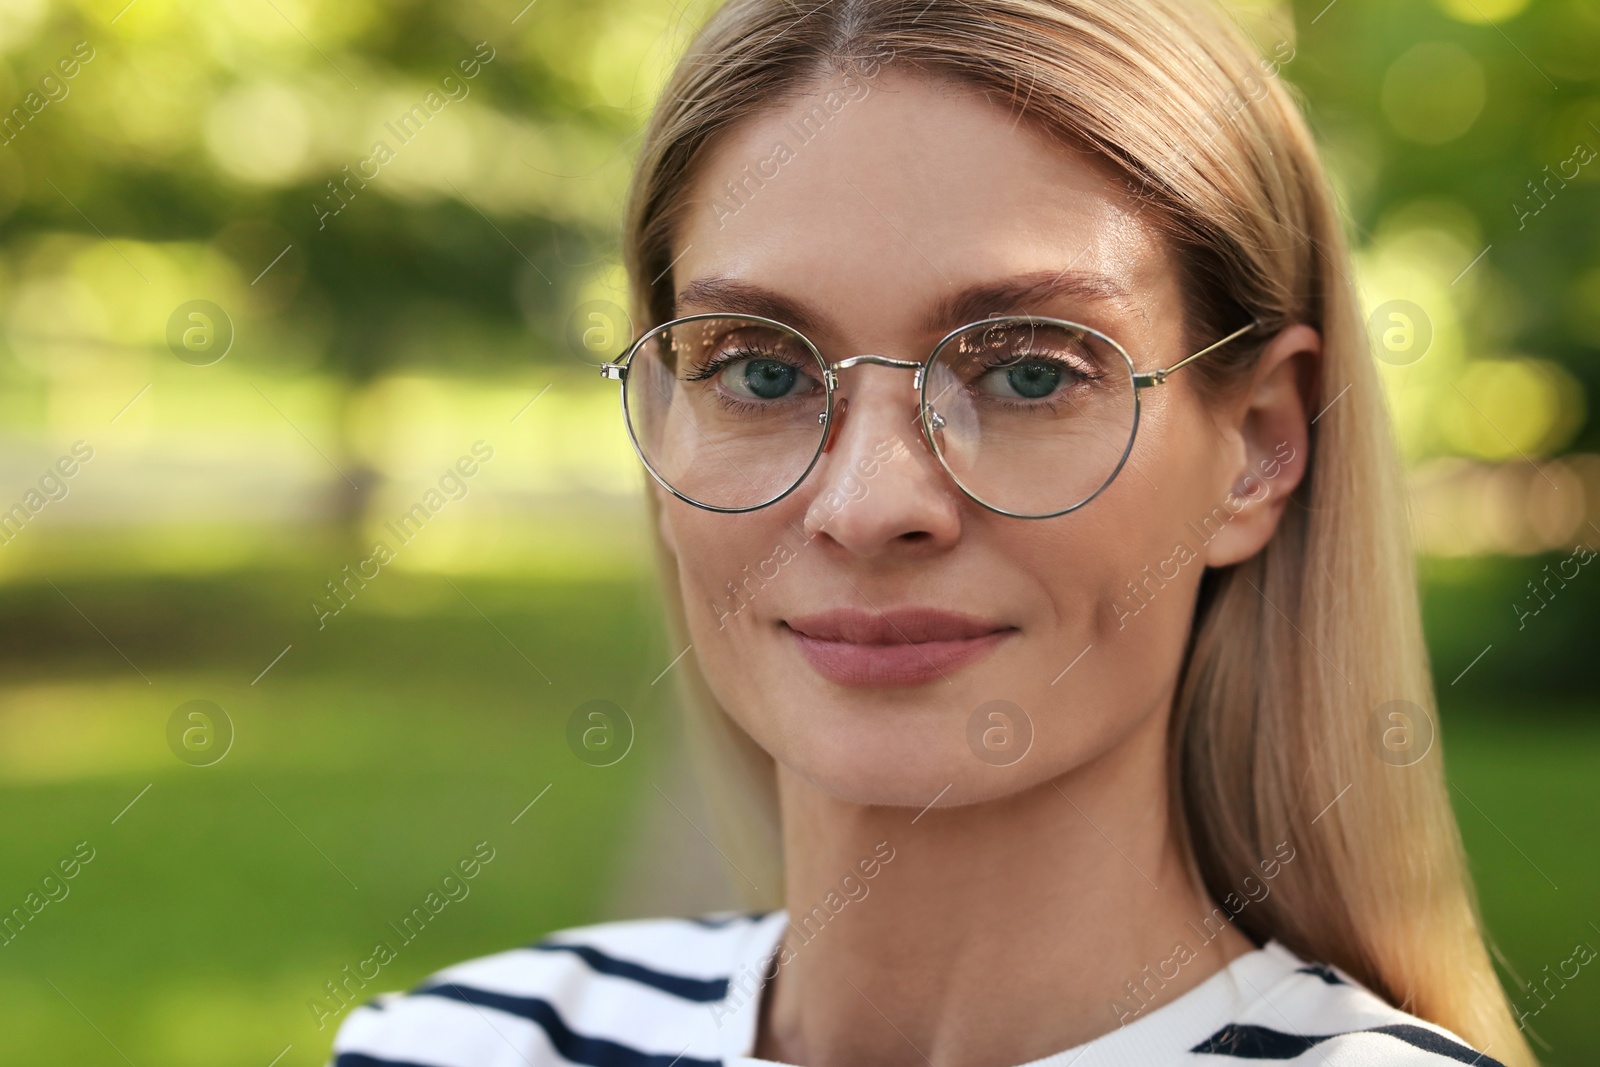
820, 396, 850, 454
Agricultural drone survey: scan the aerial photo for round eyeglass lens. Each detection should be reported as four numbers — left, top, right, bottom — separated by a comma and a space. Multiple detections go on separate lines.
622, 315, 830, 510
921, 317, 1139, 517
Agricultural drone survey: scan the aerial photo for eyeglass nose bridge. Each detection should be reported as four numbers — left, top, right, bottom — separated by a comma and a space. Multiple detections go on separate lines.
823, 353, 927, 391
817, 354, 946, 454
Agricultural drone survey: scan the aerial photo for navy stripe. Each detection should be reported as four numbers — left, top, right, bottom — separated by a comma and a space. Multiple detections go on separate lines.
334, 1055, 448, 1067
1368, 1025, 1508, 1066
1294, 964, 1346, 986
1193, 1023, 1318, 1058
530, 942, 728, 1002
1192, 1022, 1505, 1065
415, 981, 721, 1067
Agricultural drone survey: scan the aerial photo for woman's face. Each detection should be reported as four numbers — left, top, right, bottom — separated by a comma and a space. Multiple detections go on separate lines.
656, 71, 1299, 808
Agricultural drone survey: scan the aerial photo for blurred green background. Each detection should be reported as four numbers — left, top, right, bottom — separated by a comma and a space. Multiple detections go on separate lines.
0, 0, 1596, 1063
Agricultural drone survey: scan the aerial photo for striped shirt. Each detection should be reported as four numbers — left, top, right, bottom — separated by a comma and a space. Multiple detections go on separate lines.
327, 910, 1504, 1066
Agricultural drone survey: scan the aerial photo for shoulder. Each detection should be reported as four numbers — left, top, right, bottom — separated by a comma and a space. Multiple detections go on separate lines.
325, 910, 786, 1067
1186, 940, 1508, 1066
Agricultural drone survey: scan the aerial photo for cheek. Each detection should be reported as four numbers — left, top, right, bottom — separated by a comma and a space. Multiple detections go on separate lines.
665, 508, 829, 762
1021, 411, 1224, 700
1005, 508, 1191, 695
1096, 441, 1208, 587
662, 502, 801, 662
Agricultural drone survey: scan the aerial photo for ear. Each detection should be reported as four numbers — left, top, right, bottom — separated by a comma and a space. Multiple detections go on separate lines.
1200, 323, 1321, 568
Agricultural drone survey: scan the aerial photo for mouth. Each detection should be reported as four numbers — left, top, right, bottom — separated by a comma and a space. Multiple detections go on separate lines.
782, 607, 1017, 687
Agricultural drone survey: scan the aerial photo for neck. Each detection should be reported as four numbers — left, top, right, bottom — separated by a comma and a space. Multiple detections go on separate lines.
754, 707, 1255, 1067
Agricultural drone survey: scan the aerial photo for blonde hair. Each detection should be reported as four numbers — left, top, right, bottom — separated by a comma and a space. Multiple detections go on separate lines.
620, 1, 1534, 1062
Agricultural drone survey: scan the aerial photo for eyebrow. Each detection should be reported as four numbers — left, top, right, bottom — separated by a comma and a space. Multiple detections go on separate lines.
673, 268, 1136, 338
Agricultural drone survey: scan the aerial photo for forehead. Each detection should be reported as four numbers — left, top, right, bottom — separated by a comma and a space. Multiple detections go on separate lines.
672, 70, 1177, 343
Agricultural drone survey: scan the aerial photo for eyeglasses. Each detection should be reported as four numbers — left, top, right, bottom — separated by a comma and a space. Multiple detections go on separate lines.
599, 312, 1260, 519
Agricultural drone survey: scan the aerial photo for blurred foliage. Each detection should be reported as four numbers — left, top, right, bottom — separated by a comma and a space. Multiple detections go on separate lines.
0, 0, 1591, 392
1279, 0, 1600, 459
0, 0, 679, 382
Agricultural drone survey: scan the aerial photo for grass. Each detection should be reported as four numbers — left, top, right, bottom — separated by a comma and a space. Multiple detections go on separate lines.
0, 570, 676, 1067
1440, 701, 1600, 1065
0, 569, 1594, 1066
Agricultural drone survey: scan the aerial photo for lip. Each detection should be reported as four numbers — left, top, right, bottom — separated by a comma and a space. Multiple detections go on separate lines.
783, 607, 1016, 687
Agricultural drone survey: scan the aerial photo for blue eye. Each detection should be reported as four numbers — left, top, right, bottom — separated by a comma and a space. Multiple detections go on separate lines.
991, 361, 1062, 399
727, 358, 800, 400
975, 357, 1082, 401
680, 325, 820, 404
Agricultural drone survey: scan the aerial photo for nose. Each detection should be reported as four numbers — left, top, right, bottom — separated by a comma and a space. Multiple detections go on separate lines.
799, 364, 963, 557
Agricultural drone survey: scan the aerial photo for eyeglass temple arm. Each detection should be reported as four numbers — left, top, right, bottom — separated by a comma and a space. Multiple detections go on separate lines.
1132, 318, 1262, 388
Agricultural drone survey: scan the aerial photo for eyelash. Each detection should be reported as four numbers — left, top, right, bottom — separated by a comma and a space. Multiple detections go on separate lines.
681, 346, 797, 383
683, 346, 819, 414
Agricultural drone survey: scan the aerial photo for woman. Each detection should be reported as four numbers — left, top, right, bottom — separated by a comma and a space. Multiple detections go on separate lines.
330, 0, 1535, 1064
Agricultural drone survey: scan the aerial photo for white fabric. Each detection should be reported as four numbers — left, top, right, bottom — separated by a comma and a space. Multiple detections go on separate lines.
328, 910, 1501, 1067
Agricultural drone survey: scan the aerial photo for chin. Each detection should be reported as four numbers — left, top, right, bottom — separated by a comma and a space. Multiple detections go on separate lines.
787, 740, 1069, 810
750, 685, 1074, 810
